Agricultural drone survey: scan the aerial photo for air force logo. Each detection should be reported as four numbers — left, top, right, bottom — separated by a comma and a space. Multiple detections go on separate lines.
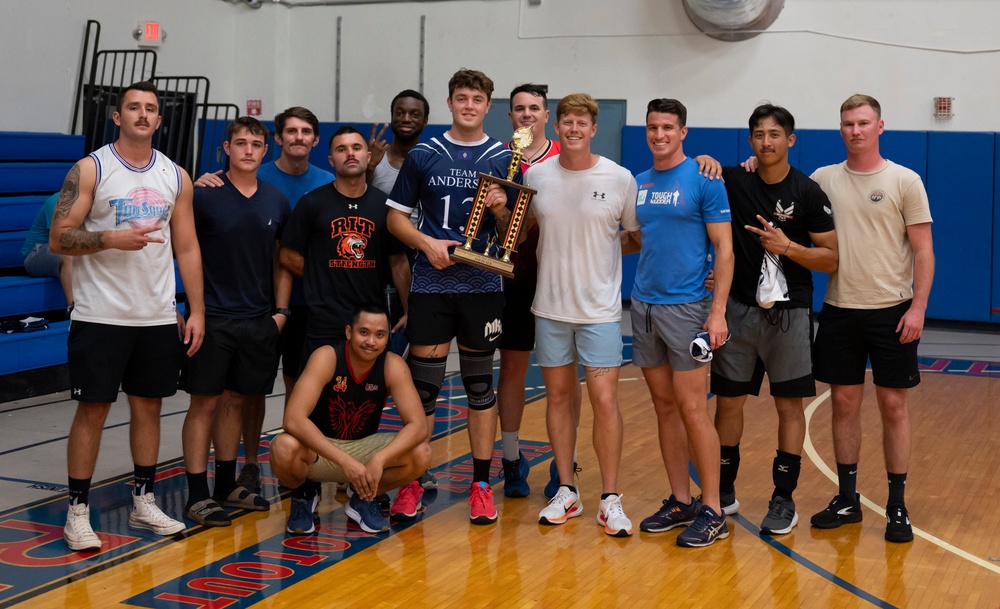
773, 199, 795, 222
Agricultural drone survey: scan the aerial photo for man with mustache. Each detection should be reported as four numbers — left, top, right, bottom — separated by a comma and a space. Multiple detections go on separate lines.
50, 80, 205, 551
279, 126, 410, 533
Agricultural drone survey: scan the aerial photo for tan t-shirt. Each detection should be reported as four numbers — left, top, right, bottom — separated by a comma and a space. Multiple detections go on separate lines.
811, 160, 932, 309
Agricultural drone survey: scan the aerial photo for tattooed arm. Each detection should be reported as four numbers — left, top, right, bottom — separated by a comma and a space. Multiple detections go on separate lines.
50, 158, 166, 254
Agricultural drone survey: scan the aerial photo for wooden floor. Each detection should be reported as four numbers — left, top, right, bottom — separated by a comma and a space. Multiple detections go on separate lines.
5, 360, 1000, 608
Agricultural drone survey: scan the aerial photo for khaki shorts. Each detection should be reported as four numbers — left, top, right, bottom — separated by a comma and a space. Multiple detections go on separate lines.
307, 433, 396, 482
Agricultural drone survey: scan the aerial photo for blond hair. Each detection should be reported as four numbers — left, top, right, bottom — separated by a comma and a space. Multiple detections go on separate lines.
840, 94, 881, 118
556, 93, 599, 123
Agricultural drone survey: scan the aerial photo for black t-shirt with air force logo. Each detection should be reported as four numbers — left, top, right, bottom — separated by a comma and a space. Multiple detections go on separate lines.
722, 166, 835, 308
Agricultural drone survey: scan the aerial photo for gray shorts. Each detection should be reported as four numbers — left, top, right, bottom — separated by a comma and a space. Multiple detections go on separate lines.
23, 243, 61, 277
710, 298, 815, 398
630, 297, 711, 372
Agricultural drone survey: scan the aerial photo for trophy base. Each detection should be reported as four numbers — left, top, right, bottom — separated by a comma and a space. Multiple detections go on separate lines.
451, 248, 514, 278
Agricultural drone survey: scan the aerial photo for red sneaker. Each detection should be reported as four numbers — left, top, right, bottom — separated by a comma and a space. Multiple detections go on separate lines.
389, 480, 424, 521
469, 481, 498, 525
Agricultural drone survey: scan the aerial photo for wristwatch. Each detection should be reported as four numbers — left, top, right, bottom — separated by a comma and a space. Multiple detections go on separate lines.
275, 308, 292, 317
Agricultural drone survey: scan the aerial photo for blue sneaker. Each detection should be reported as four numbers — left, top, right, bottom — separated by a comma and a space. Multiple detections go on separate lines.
501, 452, 531, 498
286, 495, 319, 535
543, 459, 580, 499
346, 492, 389, 534
676, 505, 730, 548
639, 495, 700, 533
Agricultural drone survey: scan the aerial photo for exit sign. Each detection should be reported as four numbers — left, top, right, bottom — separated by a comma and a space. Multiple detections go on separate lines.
134, 21, 164, 47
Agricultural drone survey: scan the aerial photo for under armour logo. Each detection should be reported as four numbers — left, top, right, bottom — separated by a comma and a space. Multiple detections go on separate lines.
72, 388, 82, 396
592, 191, 606, 200
348, 204, 358, 210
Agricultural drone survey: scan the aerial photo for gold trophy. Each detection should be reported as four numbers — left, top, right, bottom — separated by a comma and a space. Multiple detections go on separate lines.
450, 127, 537, 278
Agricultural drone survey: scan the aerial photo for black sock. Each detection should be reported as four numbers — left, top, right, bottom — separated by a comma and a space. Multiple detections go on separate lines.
472, 458, 492, 484
771, 450, 802, 500
186, 472, 210, 507
213, 460, 237, 501
600, 493, 619, 501
887, 472, 907, 506
134, 464, 156, 496
837, 463, 858, 499
720, 444, 741, 493
291, 480, 320, 501
563, 485, 578, 494
68, 477, 91, 506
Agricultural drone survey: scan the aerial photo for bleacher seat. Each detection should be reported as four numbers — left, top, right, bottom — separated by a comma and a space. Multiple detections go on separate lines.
0, 163, 73, 194
0, 276, 65, 317
0, 320, 70, 375
0, 231, 28, 269
0, 132, 83, 162
0, 195, 49, 232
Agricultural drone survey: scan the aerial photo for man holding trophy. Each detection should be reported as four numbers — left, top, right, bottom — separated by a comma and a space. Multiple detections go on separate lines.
386, 68, 524, 524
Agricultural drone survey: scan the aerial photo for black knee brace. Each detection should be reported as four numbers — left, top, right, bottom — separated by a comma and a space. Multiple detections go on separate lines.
409, 354, 447, 416
460, 349, 497, 411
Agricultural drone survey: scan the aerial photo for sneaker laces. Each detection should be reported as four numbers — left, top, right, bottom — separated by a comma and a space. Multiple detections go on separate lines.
500, 458, 523, 482
549, 486, 575, 507
470, 483, 492, 508
356, 496, 383, 523
136, 496, 176, 525
604, 495, 626, 521
768, 496, 795, 519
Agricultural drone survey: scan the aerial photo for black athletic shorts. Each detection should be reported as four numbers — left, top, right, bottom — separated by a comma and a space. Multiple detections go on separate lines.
279, 305, 308, 379
68, 321, 181, 403
498, 280, 536, 352
180, 315, 281, 396
813, 301, 920, 388
407, 292, 505, 351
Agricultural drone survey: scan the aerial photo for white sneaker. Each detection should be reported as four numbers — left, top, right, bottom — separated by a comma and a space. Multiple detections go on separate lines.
129, 493, 185, 536
64, 503, 102, 551
597, 494, 633, 537
538, 486, 583, 525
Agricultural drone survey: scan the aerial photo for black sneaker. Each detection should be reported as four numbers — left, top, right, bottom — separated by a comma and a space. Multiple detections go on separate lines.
810, 493, 863, 529
884, 503, 913, 543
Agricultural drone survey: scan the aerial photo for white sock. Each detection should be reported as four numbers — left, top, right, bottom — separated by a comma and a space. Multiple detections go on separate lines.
501, 431, 520, 461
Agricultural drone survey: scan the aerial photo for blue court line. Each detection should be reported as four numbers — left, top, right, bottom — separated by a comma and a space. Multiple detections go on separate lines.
687, 464, 898, 609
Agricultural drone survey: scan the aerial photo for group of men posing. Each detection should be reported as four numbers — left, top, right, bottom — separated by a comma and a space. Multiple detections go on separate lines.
51, 68, 932, 552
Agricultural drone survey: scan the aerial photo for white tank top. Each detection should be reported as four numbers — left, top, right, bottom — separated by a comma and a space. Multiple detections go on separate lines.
72, 143, 182, 326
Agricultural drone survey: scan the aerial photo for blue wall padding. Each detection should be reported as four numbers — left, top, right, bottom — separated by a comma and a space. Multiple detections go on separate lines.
925, 132, 993, 321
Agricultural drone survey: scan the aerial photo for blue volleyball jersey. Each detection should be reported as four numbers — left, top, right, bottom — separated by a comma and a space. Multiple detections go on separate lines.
632, 157, 731, 305
387, 133, 520, 293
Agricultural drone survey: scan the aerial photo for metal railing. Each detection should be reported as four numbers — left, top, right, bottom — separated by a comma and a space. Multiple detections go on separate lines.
195, 103, 241, 176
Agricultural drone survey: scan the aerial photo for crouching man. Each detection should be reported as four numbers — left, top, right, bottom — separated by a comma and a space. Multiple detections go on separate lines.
269, 303, 431, 534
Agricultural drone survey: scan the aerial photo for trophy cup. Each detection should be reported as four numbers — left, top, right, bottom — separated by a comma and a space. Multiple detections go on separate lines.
450, 127, 537, 278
